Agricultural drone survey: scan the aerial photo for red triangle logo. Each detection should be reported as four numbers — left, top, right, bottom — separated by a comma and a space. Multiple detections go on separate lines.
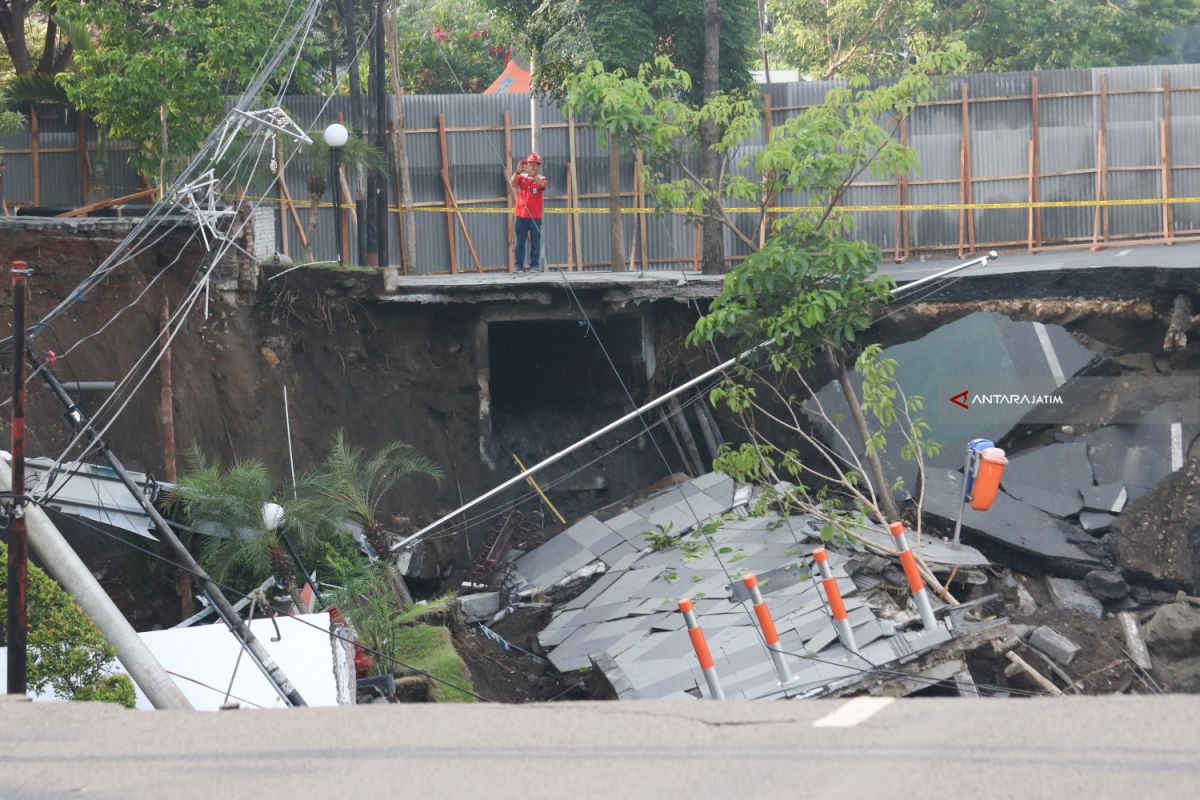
950, 390, 969, 410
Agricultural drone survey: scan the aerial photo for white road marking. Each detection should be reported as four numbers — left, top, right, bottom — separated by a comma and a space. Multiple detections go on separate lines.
1033, 322, 1067, 386
1171, 422, 1184, 472
1117, 249, 1133, 256
812, 697, 895, 728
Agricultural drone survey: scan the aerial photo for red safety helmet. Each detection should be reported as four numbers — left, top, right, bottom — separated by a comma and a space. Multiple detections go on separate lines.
523, 152, 542, 164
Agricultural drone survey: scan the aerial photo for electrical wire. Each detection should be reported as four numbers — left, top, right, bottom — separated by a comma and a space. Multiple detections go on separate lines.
31, 8, 384, 500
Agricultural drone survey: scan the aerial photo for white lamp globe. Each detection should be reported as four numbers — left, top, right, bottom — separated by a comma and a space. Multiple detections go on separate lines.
262, 502, 286, 532
323, 123, 349, 148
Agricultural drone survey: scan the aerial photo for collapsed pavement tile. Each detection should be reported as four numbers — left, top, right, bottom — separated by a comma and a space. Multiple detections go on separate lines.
1046, 577, 1104, 618
1028, 626, 1081, 667
1081, 484, 1128, 514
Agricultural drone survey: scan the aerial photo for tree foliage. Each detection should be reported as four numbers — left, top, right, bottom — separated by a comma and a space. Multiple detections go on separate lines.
0, 540, 133, 706
482, 0, 758, 98
169, 448, 337, 604
55, 1, 314, 176
393, 0, 510, 93
764, 0, 1200, 79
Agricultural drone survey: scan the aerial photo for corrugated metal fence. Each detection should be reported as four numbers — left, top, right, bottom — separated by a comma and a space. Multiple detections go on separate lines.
2, 63, 1199, 273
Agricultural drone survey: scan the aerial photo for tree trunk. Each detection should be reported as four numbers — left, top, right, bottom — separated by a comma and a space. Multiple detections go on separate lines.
608, 135, 625, 271
699, 0, 725, 274
385, 3, 417, 272
343, 0, 368, 263
0, 8, 33, 74
305, 187, 324, 261
828, 349, 901, 522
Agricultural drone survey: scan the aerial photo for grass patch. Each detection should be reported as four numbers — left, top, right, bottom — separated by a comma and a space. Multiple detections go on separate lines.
391, 624, 476, 703
395, 592, 456, 625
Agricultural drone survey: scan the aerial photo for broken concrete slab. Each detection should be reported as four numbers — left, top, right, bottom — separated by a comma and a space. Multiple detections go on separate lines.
1081, 484, 1128, 514
1046, 577, 1104, 618
1028, 626, 1081, 667
1113, 456, 1200, 593
1002, 443, 1093, 518
925, 468, 1106, 573
458, 592, 501, 622
1084, 569, 1129, 601
1079, 511, 1116, 534
1081, 411, 1198, 495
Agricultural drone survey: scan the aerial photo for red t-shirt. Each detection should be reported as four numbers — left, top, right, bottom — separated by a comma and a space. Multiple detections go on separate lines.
514, 173, 547, 219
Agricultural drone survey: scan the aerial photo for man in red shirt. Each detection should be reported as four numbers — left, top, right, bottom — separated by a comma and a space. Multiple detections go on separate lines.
512, 152, 547, 272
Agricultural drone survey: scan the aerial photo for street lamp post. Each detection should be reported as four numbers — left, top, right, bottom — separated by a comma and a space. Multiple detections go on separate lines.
324, 123, 349, 266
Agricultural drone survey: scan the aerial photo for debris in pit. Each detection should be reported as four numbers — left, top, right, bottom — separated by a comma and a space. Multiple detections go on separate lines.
924, 467, 1107, 573
504, 472, 996, 700
1113, 456, 1200, 592
808, 312, 1099, 497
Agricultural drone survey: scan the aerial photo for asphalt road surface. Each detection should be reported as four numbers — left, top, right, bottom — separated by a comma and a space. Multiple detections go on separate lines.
1, 695, 1197, 799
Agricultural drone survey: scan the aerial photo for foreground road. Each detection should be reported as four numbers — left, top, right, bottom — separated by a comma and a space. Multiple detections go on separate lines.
1, 695, 1196, 799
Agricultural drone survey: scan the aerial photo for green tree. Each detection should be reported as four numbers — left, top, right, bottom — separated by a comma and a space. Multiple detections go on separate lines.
301, 430, 442, 606
482, 0, 758, 98
685, 46, 967, 525
392, 0, 510, 93
169, 450, 335, 607
764, 0, 1200, 79
55, 1, 315, 177
0, 540, 134, 706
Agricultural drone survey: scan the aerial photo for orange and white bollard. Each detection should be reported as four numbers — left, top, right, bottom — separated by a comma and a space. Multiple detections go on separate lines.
679, 598, 725, 700
742, 573, 795, 685
813, 548, 858, 653
889, 522, 937, 630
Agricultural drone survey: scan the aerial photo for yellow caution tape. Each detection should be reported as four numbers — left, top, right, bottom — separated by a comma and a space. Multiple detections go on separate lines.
231, 194, 1200, 215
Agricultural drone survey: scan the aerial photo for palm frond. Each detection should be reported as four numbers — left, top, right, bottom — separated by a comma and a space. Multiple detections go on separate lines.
3, 73, 69, 108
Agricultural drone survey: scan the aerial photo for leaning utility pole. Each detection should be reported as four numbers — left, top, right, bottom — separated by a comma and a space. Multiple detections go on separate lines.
0, 458, 192, 709
7, 261, 28, 694
28, 352, 307, 707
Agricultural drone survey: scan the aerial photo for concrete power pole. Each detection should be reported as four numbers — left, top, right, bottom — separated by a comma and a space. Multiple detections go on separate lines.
0, 459, 192, 709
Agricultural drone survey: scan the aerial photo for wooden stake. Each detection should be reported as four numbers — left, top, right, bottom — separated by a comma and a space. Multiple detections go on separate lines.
900, 115, 910, 261
636, 149, 648, 271
1031, 75, 1042, 248
1161, 69, 1174, 243
276, 171, 307, 251
568, 110, 583, 270
503, 111, 515, 272
1005, 650, 1063, 696
961, 82, 975, 255
760, 93, 776, 247
958, 138, 966, 259
565, 162, 576, 271
338, 164, 353, 264
1100, 73, 1110, 243
1091, 128, 1105, 252
30, 109, 40, 207
693, 223, 701, 272
437, 114, 459, 273
1027, 140, 1035, 254
77, 111, 88, 205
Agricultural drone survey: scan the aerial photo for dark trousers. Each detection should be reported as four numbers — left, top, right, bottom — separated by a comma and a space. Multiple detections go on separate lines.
515, 216, 542, 271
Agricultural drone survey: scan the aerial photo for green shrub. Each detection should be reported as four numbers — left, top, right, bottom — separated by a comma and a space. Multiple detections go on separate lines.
71, 674, 136, 709
0, 540, 125, 704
